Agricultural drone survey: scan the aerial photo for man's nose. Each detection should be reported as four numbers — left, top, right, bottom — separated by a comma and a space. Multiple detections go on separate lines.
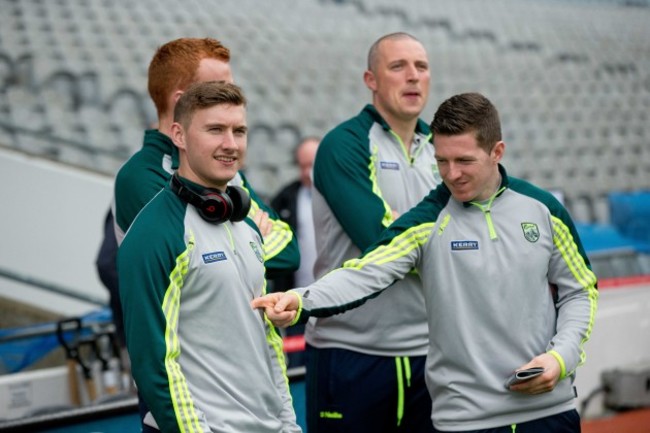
406, 64, 419, 81
446, 163, 462, 180
222, 130, 237, 148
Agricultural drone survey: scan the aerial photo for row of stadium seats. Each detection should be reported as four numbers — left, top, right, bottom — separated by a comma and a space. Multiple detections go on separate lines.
0, 0, 649, 222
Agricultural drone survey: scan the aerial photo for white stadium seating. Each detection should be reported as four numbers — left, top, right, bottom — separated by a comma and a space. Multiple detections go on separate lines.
0, 0, 649, 216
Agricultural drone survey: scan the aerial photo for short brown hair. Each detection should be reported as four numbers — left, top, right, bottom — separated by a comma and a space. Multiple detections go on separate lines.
173, 81, 246, 129
430, 92, 502, 153
148, 38, 230, 116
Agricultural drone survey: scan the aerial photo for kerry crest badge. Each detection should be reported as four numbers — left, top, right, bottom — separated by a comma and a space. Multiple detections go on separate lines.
250, 241, 264, 263
521, 222, 540, 243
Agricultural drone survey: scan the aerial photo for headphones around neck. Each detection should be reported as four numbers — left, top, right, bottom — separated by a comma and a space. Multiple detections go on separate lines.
170, 172, 251, 224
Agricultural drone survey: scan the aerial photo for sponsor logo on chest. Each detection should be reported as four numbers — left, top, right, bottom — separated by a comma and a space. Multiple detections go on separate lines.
451, 240, 479, 251
380, 161, 400, 170
202, 251, 227, 264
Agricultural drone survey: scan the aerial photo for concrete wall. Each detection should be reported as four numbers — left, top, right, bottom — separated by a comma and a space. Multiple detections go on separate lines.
575, 281, 650, 419
0, 147, 113, 317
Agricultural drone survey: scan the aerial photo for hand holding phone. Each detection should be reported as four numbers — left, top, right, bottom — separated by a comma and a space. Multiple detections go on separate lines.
504, 367, 545, 389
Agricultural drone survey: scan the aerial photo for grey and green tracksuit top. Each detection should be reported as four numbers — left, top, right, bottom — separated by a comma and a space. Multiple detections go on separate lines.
113, 129, 299, 275
307, 104, 439, 355
118, 178, 300, 433
291, 165, 598, 430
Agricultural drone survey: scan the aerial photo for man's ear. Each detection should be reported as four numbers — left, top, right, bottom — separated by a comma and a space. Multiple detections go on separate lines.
492, 141, 505, 163
363, 70, 377, 92
172, 89, 184, 106
170, 122, 186, 150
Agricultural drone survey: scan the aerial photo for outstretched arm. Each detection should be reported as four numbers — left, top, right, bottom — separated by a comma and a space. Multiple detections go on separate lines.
252, 222, 437, 332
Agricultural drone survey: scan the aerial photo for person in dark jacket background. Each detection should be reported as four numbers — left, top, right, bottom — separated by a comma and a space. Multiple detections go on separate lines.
270, 136, 320, 368
271, 136, 320, 290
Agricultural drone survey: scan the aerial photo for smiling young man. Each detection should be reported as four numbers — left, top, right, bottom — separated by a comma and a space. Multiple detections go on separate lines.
301, 32, 440, 433
119, 81, 301, 433
254, 92, 598, 433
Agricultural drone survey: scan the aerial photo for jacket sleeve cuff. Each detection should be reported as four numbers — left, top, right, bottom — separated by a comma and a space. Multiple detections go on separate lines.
548, 350, 567, 380
287, 290, 303, 326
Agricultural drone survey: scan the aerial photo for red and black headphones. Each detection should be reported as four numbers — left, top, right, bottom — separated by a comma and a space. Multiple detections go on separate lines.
170, 172, 251, 224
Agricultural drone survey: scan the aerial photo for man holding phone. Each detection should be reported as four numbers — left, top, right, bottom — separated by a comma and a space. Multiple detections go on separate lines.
254, 93, 598, 433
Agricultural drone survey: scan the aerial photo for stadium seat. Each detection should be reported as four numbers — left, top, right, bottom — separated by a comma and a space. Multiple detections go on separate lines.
0, 0, 648, 201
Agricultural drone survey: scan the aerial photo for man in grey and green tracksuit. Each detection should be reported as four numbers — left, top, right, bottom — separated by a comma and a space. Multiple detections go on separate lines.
307, 104, 439, 430
301, 32, 440, 433
120, 81, 301, 433
119, 178, 298, 432
254, 93, 598, 433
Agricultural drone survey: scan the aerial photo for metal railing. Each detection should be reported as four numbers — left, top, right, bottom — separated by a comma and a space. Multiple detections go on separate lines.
0, 266, 106, 307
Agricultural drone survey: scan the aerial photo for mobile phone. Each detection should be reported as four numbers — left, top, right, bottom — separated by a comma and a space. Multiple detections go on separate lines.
504, 367, 545, 388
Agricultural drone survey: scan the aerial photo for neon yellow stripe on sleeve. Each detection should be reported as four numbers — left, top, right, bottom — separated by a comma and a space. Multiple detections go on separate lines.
344, 223, 435, 270
261, 219, 294, 261
551, 217, 599, 372
161, 234, 204, 433
368, 144, 394, 228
